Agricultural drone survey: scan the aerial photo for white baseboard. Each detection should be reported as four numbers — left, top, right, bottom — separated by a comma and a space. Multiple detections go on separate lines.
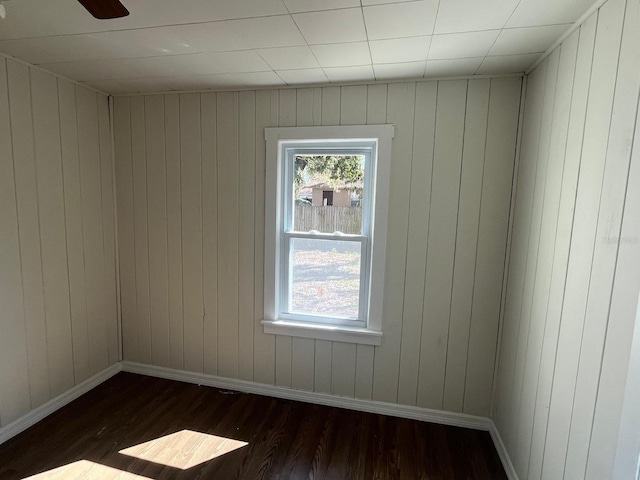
489, 421, 520, 480
120, 361, 490, 430
0, 360, 519, 480
0, 363, 122, 445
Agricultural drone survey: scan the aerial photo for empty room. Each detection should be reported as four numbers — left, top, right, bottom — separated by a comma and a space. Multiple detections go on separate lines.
0, 0, 639, 478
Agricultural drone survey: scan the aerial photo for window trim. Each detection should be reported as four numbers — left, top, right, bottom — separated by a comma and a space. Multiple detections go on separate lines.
262, 125, 394, 346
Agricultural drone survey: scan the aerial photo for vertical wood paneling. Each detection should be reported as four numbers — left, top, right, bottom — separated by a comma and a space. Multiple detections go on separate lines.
465, 77, 521, 418
418, 80, 466, 410
8, 60, 50, 408
512, 56, 559, 473
493, 1, 640, 479
97, 95, 118, 366
114, 96, 138, 363
164, 94, 184, 370
145, 95, 170, 368
1, 64, 116, 427
567, 0, 638, 475
238, 91, 256, 381
528, 23, 593, 480
253, 90, 275, 385
398, 81, 436, 406
373, 82, 416, 404
515, 48, 563, 473
217, 91, 240, 378
587, 13, 640, 471
443, 79, 490, 413
130, 96, 151, 366
114, 78, 522, 418
0, 58, 31, 426
77, 87, 109, 376
201, 92, 218, 375
494, 63, 547, 446
30, 69, 74, 398
59, 81, 91, 381
314, 341, 332, 394
180, 93, 204, 374
542, 2, 625, 477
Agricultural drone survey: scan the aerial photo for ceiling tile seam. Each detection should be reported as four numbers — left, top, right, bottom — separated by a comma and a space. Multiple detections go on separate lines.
105, 72, 524, 97
0, 51, 109, 96
0, 18, 575, 46
34, 52, 546, 84
0, 13, 301, 42
359, 5, 378, 81
3, 26, 576, 69
473, 0, 523, 75
421, 0, 441, 77
284, 0, 328, 85
35, 48, 260, 67
526, 0, 610, 74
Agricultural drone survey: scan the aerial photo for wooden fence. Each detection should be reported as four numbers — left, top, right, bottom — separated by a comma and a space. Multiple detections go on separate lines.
294, 206, 362, 234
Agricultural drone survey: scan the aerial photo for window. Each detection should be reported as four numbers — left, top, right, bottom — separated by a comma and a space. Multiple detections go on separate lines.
262, 125, 394, 345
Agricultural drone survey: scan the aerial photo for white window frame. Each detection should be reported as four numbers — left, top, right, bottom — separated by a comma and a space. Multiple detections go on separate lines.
262, 125, 394, 346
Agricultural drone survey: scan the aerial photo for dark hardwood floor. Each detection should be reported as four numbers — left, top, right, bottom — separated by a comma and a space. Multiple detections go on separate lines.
0, 372, 507, 479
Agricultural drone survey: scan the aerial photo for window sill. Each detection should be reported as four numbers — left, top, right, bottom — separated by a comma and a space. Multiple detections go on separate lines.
261, 319, 382, 346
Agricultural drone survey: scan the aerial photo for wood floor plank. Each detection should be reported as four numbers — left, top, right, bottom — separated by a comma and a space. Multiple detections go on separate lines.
0, 373, 507, 480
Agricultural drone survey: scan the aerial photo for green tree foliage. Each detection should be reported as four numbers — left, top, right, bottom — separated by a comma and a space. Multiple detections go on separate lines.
294, 155, 364, 194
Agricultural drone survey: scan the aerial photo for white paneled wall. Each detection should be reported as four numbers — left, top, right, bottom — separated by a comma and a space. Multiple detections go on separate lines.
0, 57, 118, 428
114, 77, 521, 416
493, 0, 640, 478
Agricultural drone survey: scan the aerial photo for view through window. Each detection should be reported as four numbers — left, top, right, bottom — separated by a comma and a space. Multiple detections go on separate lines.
289, 154, 366, 320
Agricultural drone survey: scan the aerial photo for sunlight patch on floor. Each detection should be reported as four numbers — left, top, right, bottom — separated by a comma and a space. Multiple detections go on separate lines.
119, 429, 248, 470
23, 460, 151, 479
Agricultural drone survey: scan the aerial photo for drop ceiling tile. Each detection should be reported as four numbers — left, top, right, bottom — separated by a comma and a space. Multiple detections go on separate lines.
283, 0, 360, 13
277, 68, 329, 85
158, 22, 252, 53
0, 38, 66, 65
83, 78, 172, 94
425, 57, 484, 77
133, 51, 271, 78
238, 71, 287, 87
157, 72, 285, 91
434, 0, 519, 34
227, 15, 306, 48
324, 65, 375, 83
373, 61, 426, 80
369, 36, 431, 64
0, 0, 289, 41
490, 24, 570, 56
310, 42, 371, 68
362, 0, 420, 4
293, 8, 367, 44
363, 0, 439, 40
506, 0, 595, 27
0, 22, 252, 65
258, 46, 319, 70
477, 53, 540, 74
41, 58, 143, 81
429, 30, 501, 60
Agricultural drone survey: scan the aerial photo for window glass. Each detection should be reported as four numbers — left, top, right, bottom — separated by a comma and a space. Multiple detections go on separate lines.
292, 154, 365, 234
289, 237, 361, 319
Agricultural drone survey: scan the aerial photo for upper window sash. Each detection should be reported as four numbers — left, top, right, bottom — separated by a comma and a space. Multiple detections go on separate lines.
282, 146, 374, 236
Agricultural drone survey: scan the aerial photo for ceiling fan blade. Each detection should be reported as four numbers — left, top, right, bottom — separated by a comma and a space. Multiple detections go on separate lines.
77, 0, 129, 19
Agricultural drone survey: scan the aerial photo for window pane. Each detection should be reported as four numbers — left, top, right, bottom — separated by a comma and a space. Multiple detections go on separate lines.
289, 238, 361, 319
293, 154, 364, 234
